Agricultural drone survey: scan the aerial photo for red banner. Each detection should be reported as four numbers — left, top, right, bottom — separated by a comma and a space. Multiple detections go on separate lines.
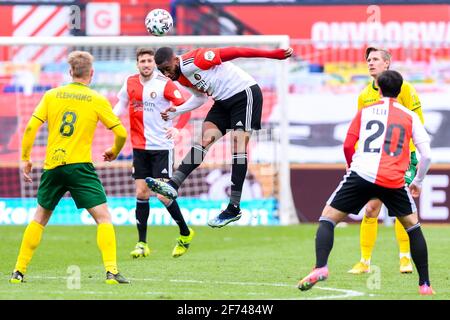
224, 5, 450, 46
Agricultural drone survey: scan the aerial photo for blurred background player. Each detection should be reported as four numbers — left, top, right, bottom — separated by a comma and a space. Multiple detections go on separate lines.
348, 47, 425, 275
114, 48, 194, 258
146, 46, 293, 228
10, 51, 129, 284
298, 70, 434, 295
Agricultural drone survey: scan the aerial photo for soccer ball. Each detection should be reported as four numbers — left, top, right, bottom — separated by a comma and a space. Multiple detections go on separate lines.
145, 9, 173, 36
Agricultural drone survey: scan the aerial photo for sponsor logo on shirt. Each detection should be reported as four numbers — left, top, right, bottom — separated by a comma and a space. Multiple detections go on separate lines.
174, 90, 182, 99
131, 100, 156, 112
150, 91, 157, 99
194, 73, 201, 80
195, 80, 213, 96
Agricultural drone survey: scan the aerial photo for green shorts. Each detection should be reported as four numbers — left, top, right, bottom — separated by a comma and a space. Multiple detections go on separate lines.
37, 163, 107, 210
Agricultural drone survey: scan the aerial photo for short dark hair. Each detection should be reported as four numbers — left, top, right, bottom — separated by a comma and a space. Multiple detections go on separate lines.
155, 47, 174, 65
377, 70, 403, 98
136, 48, 154, 61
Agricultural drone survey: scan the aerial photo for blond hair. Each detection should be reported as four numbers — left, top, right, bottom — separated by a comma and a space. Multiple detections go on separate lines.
68, 51, 94, 78
365, 47, 391, 63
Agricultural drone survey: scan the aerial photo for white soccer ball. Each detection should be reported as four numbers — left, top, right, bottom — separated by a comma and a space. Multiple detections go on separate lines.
145, 9, 173, 36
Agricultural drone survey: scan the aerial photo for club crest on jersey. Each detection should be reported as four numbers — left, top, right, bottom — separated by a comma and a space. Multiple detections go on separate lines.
174, 90, 182, 99
150, 91, 157, 99
194, 73, 201, 80
51, 148, 67, 165
204, 50, 215, 61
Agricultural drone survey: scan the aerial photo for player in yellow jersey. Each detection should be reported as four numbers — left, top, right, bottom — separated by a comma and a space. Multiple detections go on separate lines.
10, 51, 129, 284
348, 47, 425, 275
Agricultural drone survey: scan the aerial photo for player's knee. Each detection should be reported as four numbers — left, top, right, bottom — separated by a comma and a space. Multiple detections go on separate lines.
87, 203, 112, 224
365, 209, 378, 218
365, 203, 381, 218
33, 206, 52, 226
321, 205, 346, 224
136, 188, 150, 200
397, 213, 419, 229
231, 131, 250, 153
201, 135, 216, 148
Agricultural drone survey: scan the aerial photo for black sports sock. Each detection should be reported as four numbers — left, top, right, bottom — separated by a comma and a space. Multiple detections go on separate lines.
315, 219, 335, 268
171, 145, 207, 189
230, 153, 248, 206
166, 200, 190, 236
407, 224, 430, 286
224, 203, 241, 216
135, 198, 150, 243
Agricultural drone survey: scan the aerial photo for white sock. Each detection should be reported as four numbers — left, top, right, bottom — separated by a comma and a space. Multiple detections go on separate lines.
399, 252, 411, 259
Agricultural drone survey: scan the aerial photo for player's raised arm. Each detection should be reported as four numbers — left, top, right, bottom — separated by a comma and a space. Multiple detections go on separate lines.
219, 47, 293, 62
162, 79, 193, 127
161, 86, 208, 121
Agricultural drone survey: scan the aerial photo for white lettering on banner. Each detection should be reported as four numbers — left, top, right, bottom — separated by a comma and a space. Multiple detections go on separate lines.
0, 202, 275, 225
311, 22, 450, 49
420, 175, 449, 220
111, 207, 130, 225
81, 210, 96, 225
0, 202, 35, 225
148, 208, 175, 225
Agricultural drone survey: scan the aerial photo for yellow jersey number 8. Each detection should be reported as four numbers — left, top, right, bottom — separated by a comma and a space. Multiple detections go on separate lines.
60, 111, 77, 137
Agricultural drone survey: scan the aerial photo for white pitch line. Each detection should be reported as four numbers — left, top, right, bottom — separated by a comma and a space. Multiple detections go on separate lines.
21, 275, 366, 300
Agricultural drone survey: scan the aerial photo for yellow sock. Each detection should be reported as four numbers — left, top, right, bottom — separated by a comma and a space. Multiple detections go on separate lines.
97, 223, 118, 274
14, 220, 44, 274
360, 215, 378, 262
395, 218, 410, 255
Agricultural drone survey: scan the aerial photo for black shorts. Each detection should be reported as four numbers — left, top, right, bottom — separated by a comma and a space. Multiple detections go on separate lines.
204, 84, 263, 135
132, 149, 173, 179
327, 171, 417, 217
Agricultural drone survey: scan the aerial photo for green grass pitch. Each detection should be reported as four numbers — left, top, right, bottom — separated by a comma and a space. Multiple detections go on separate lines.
0, 224, 449, 300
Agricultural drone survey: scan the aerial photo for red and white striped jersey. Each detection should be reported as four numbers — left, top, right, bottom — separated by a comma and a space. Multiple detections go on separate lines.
178, 48, 256, 100
346, 97, 430, 188
117, 72, 185, 150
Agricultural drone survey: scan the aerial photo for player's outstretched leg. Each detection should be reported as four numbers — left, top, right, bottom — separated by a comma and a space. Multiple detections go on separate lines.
130, 196, 151, 258
298, 218, 335, 291
10, 208, 49, 284
208, 130, 249, 228
145, 177, 178, 200
348, 200, 381, 274
158, 195, 195, 257
396, 218, 413, 273
404, 223, 435, 295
